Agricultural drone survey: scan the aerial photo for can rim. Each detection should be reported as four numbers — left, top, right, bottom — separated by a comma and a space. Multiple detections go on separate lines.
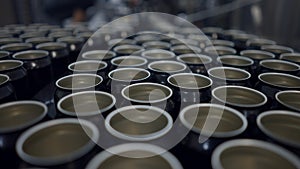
208, 66, 251, 81
55, 73, 103, 90
68, 60, 108, 72
179, 103, 247, 138
257, 110, 300, 148
212, 85, 268, 108
111, 55, 147, 67
121, 82, 173, 104
167, 72, 213, 90
258, 72, 300, 89
108, 67, 150, 82
16, 118, 99, 166
212, 139, 300, 169
275, 90, 300, 112
0, 100, 47, 133
85, 143, 183, 169
58, 91, 116, 117
148, 60, 187, 73
177, 53, 212, 65
105, 105, 173, 141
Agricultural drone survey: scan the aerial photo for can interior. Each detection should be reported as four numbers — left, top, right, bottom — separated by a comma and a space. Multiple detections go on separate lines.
179, 55, 211, 64
144, 51, 174, 59
115, 46, 143, 55
84, 51, 115, 60
211, 40, 234, 47
27, 38, 52, 45
150, 62, 185, 72
260, 113, 300, 147
124, 84, 171, 102
172, 45, 199, 55
219, 57, 252, 66
14, 52, 48, 60
0, 38, 22, 45
110, 69, 148, 81
60, 92, 113, 114
113, 58, 145, 66
109, 107, 168, 135
2, 44, 31, 51
38, 44, 65, 51
97, 150, 172, 169
261, 61, 299, 71
242, 52, 273, 60
0, 74, 8, 85
183, 106, 243, 134
143, 41, 170, 49
220, 146, 297, 169
277, 92, 300, 110
214, 87, 265, 107
70, 62, 106, 71
263, 48, 292, 55
206, 47, 236, 55
168, 74, 211, 89
281, 55, 300, 63
0, 103, 44, 131
209, 68, 249, 80
0, 61, 22, 71
0, 51, 9, 59
57, 75, 101, 90
22, 123, 92, 158
260, 74, 300, 88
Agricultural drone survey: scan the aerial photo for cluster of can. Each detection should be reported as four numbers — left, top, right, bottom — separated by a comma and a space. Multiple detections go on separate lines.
0, 24, 300, 169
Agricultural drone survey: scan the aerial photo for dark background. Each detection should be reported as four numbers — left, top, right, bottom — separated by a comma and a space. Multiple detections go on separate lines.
0, 0, 299, 50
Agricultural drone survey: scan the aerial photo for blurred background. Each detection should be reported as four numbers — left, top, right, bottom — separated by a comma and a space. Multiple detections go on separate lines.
0, 0, 299, 50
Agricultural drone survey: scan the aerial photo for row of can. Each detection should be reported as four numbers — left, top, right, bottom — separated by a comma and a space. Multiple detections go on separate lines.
0, 24, 299, 169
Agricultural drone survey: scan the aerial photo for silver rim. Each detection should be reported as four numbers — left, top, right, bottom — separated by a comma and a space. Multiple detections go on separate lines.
108, 68, 150, 82
142, 49, 175, 59
105, 105, 173, 141
82, 50, 116, 60
167, 73, 213, 90
0, 74, 10, 85
121, 82, 173, 104
246, 38, 276, 46
58, 91, 116, 117
85, 143, 183, 169
177, 54, 212, 65
0, 60, 24, 71
111, 56, 147, 67
212, 139, 300, 169
258, 72, 300, 89
204, 46, 237, 54
12, 50, 49, 60
1, 43, 33, 50
257, 110, 300, 148
0, 100, 47, 133
259, 59, 300, 71
68, 60, 108, 72
16, 118, 99, 166
217, 55, 254, 67
208, 67, 251, 81
212, 85, 267, 108
240, 50, 275, 59
148, 60, 187, 73
36, 42, 67, 49
55, 74, 103, 90
171, 45, 202, 54
261, 45, 294, 53
113, 45, 144, 54
275, 90, 300, 111
179, 103, 247, 138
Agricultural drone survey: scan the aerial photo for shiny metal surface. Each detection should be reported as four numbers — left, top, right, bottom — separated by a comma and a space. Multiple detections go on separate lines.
212, 86, 267, 108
